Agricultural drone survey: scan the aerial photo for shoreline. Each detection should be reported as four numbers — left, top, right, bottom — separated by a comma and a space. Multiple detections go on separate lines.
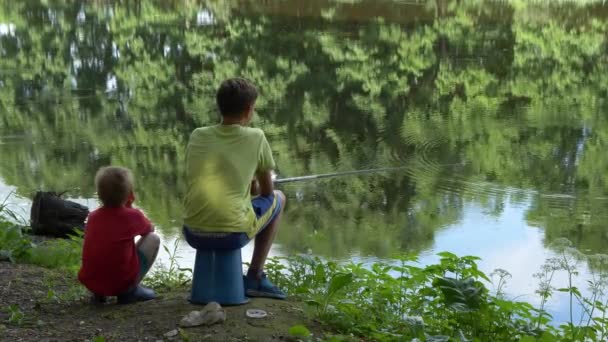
0, 262, 324, 342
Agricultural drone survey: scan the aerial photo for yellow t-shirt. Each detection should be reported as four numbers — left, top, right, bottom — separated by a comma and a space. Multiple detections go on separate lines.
183, 125, 275, 236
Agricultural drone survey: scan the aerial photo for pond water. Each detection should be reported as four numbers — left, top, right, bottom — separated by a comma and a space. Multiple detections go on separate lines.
2, 0, 608, 324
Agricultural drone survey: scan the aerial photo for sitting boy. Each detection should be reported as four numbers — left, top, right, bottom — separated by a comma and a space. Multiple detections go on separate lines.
183, 77, 287, 299
78, 166, 160, 304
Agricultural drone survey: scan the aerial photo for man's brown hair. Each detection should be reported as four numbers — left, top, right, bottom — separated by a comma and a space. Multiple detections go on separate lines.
95, 166, 134, 207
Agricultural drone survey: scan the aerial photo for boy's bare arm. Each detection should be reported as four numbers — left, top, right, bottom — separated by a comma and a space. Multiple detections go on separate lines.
250, 179, 260, 196
255, 169, 274, 197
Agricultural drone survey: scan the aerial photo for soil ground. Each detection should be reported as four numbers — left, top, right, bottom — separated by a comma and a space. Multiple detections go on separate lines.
0, 262, 325, 342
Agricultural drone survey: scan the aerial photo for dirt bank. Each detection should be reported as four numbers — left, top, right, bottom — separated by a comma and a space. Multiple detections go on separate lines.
0, 262, 324, 342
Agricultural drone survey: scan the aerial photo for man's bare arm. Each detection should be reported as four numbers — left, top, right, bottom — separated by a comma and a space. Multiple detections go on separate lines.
256, 169, 274, 197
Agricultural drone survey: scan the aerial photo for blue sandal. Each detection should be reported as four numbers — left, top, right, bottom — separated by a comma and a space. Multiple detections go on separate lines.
244, 273, 286, 300
117, 285, 156, 304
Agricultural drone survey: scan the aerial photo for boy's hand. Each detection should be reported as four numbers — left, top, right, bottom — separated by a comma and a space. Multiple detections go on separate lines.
126, 191, 135, 208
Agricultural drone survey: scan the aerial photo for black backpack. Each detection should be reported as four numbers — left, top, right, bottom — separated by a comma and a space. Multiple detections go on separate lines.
30, 191, 89, 237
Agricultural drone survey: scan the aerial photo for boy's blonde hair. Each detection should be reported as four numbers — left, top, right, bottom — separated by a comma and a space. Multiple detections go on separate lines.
95, 166, 134, 207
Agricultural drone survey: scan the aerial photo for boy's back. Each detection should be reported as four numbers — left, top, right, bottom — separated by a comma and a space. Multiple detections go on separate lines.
183, 78, 287, 299
79, 206, 151, 295
78, 166, 159, 303
184, 124, 275, 236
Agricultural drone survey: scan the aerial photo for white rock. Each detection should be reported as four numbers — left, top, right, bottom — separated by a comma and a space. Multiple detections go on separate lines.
164, 329, 178, 338
180, 311, 204, 327
201, 302, 221, 314
179, 302, 226, 328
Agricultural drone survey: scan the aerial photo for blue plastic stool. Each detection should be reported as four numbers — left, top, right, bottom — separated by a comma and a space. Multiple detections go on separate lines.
183, 227, 249, 306
189, 249, 249, 305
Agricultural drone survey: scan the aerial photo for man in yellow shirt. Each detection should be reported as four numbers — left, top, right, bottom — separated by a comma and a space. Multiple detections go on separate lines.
183, 78, 286, 299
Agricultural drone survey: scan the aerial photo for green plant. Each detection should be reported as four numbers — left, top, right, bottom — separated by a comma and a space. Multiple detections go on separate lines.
178, 328, 191, 342
26, 231, 83, 273
305, 272, 354, 317
39, 273, 87, 304
5, 305, 24, 325
0, 223, 33, 263
289, 324, 312, 338
144, 239, 192, 292
0, 193, 28, 226
266, 241, 608, 341
0, 195, 33, 263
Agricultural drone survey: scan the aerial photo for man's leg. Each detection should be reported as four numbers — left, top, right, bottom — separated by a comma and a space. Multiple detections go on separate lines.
136, 232, 160, 282
249, 190, 285, 274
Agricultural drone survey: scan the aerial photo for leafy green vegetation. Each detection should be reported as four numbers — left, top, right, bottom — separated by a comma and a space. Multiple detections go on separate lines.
0, 203, 82, 272
288, 324, 312, 338
0, 223, 33, 263
27, 232, 83, 274
0, 199, 33, 263
143, 239, 192, 292
5, 305, 24, 326
266, 245, 608, 341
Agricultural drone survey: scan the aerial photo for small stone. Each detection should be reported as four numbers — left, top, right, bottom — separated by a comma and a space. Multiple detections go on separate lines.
79, 321, 85, 325
180, 302, 226, 328
202, 302, 222, 313
164, 329, 178, 338
180, 311, 204, 327
155, 340, 164, 342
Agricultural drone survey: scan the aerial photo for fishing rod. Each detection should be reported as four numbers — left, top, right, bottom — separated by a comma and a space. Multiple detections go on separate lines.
274, 166, 407, 184
273, 161, 467, 184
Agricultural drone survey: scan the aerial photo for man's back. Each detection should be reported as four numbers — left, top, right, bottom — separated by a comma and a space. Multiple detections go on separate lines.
184, 124, 275, 235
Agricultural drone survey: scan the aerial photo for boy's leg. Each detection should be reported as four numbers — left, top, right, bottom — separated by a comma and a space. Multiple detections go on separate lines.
135, 232, 160, 282
117, 233, 160, 305
249, 190, 285, 273
245, 190, 287, 299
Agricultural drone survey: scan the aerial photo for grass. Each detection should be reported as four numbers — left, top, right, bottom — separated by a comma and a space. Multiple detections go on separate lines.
0, 194, 33, 263
26, 232, 83, 273
143, 238, 192, 292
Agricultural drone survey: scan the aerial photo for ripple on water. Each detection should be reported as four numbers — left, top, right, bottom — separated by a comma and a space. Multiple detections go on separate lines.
396, 115, 608, 210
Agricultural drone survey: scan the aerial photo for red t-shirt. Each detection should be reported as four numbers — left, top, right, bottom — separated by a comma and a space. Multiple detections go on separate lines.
78, 206, 153, 296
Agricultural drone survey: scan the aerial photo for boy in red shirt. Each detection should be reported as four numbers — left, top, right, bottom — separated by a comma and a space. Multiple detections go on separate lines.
78, 166, 160, 304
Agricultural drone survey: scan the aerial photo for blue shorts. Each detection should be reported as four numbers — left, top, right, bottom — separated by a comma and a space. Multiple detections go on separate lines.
183, 192, 282, 250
